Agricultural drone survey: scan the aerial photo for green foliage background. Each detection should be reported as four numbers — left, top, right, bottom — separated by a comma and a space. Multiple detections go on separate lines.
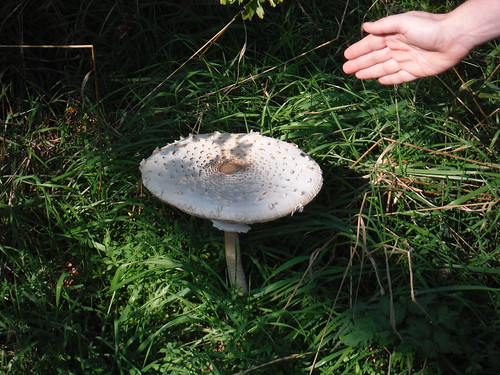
0, 0, 498, 374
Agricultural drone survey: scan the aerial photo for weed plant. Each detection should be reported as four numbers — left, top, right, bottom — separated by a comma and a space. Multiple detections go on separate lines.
1, 0, 499, 374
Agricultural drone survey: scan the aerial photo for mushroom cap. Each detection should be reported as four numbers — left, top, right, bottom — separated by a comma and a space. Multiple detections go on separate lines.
140, 132, 322, 227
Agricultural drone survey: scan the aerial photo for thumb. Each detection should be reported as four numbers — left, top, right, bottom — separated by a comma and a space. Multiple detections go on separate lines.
362, 14, 407, 35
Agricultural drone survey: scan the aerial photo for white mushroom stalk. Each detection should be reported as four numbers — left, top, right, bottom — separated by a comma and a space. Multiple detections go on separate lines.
140, 132, 323, 293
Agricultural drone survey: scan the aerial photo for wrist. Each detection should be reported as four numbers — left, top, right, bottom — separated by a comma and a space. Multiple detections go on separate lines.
445, 0, 500, 49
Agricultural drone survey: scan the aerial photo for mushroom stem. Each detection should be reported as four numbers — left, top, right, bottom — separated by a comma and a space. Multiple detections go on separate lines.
224, 231, 248, 293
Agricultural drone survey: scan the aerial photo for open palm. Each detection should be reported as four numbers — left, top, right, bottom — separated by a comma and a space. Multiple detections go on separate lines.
342, 11, 472, 85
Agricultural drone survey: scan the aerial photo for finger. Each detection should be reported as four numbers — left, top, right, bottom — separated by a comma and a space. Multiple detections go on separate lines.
354, 60, 418, 84
353, 58, 402, 80
362, 14, 409, 36
378, 70, 418, 85
344, 33, 388, 60
343, 47, 392, 74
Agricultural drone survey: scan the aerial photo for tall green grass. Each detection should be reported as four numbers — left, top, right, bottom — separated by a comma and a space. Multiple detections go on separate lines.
1, 0, 499, 374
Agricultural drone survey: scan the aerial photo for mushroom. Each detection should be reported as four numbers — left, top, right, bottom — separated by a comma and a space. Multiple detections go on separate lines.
140, 131, 322, 293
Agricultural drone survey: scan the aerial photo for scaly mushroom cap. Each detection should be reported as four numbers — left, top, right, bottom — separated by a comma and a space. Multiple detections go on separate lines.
140, 132, 322, 229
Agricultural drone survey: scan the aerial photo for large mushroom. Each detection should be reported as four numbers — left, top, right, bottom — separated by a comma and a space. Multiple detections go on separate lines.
140, 131, 322, 293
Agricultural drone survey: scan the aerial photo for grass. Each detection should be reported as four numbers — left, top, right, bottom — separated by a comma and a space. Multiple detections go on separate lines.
1, 0, 499, 374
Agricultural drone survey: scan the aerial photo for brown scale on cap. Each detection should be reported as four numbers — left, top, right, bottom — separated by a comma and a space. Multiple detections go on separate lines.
218, 160, 247, 175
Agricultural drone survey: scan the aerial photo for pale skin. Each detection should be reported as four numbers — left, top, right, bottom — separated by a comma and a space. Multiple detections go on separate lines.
342, 0, 500, 85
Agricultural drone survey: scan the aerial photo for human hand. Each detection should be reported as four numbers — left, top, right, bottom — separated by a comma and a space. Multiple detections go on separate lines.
342, 11, 472, 85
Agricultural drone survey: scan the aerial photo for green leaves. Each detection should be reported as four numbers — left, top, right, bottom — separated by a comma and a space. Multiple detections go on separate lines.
339, 295, 476, 361
218, 0, 285, 19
